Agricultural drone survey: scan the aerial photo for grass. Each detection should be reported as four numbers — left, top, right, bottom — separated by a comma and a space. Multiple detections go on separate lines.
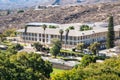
51, 68, 66, 77
60, 49, 84, 57
1, 40, 12, 46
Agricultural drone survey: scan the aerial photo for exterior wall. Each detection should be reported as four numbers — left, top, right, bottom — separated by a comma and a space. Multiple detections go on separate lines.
18, 30, 120, 48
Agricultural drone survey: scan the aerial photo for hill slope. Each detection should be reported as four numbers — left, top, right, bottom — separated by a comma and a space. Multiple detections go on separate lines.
0, 2, 120, 32
0, 0, 120, 9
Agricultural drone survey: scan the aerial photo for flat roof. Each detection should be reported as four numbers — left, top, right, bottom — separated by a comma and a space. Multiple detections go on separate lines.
17, 24, 120, 36
17, 22, 120, 36
26, 22, 60, 26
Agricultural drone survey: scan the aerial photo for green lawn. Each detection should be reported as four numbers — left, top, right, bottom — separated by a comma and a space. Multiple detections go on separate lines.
1, 40, 12, 46
51, 68, 66, 77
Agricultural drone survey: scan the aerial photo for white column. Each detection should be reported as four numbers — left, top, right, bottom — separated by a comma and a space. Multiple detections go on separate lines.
37, 33, 39, 42
48, 35, 51, 44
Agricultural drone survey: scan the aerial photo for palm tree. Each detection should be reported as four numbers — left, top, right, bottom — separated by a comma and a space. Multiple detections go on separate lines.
24, 25, 28, 34
59, 29, 64, 43
42, 24, 47, 46
65, 29, 69, 49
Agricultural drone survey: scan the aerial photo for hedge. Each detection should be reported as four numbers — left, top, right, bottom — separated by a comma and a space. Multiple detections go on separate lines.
59, 49, 84, 57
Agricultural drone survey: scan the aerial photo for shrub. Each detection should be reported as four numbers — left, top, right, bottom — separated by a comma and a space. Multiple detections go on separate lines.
17, 10, 24, 13
80, 25, 92, 31
60, 49, 84, 57
69, 26, 75, 30
49, 25, 57, 29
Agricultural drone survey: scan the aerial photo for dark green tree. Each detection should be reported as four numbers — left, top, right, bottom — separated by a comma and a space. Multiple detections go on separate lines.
33, 42, 43, 51
0, 51, 53, 80
106, 16, 115, 49
51, 38, 62, 50
50, 45, 60, 58
50, 39, 62, 57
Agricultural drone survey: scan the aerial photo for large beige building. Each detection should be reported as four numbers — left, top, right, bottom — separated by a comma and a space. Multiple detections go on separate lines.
17, 22, 120, 49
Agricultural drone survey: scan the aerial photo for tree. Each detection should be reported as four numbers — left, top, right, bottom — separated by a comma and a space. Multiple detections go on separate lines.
42, 24, 47, 46
52, 56, 120, 80
0, 34, 5, 42
59, 29, 64, 44
80, 55, 96, 67
50, 39, 62, 57
7, 43, 23, 54
0, 51, 53, 80
76, 43, 85, 52
50, 45, 60, 58
51, 38, 62, 50
33, 42, 43, 51
88, 42, 100, 55
65, 29, 69, 49
3, 28, 16, 37
106, 16, 115, 49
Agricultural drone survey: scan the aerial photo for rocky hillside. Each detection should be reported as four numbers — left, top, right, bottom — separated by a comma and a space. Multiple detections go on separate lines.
0, 0, 120, 9
0, 2, 120, 32
51, 0, 120, 5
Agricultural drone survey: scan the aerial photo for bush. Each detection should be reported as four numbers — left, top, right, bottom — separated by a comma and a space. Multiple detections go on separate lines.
80, 25, 92, 31
80, 55, 96, 67
33, 42, 43, 51
69, 26, 75, 30
9, 43, 23, 51
62, 58, 79, 61
60, 49, 84, 57
72, 48, 76, 52
17, 10, 24, 13
49, 25, 57, 29
95, 56, 110, 60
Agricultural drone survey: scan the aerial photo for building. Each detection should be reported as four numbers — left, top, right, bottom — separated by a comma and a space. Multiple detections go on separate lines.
17, 22, 120, 49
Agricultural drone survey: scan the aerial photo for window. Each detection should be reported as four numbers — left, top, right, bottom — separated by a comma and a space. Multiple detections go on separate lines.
35, 33, 37, 37
74, 42, 76, 45
46, 34, 48, 38
29, 37, 31, 40
42, 34, 45, 38
39, 34, 41, 37
70, 41, 72, 45
51, 35, 53, 38
39, 38, 41, 41
46, 39, 48, 42
32, 33, 34, 36
32, 38, 34, 41
29, 33, 31, 36
35, 38, 37, 41
26, 37, 28, 40
70, 36, 72, 40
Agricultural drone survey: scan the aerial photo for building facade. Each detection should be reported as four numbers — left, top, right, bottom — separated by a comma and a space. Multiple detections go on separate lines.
17, 22, 120, 49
